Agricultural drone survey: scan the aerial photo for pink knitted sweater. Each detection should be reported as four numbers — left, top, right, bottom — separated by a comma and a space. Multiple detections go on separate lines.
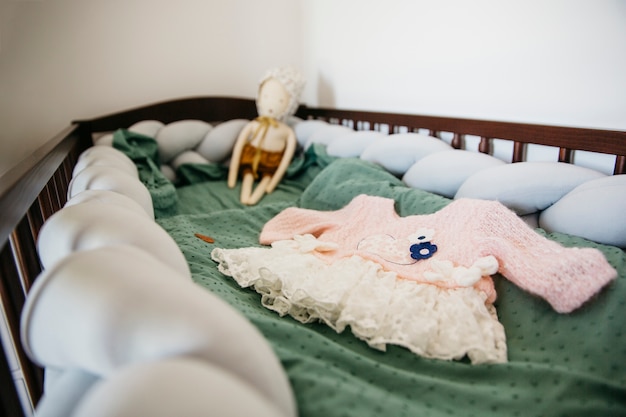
260, 194, 616, 313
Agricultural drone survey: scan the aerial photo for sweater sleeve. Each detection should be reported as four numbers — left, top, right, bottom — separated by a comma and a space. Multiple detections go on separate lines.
259, 206, 339, 244
259, 194, 375, 245
476, 200, 617, 313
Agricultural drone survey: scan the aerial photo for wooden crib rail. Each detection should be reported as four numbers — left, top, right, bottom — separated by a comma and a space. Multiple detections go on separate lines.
74, 96, 626, 174
0, 124, 89, 416
75, 96, 259, 134
296, 106, 626, 174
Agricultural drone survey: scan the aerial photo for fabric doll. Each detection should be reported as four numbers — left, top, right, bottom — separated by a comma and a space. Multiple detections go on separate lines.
228, 67, 305, 205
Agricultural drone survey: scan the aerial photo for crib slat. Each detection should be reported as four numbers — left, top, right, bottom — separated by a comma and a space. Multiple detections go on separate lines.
558, 147, 573, 164
10, 218, 42, 293
46, 179, 61, 213
26, 201, 44, 244
451, 133, 463, 149
615, 155, 626, 175
58, 158, 73, 201
512, 141, 526, 163
53, 170, 67, 207
479, 137, 492, 154
37, 187, 55, 222
46, 182, 60, 214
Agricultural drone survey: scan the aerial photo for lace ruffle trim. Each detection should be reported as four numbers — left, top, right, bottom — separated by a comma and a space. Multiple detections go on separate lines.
211, 235, 507, 364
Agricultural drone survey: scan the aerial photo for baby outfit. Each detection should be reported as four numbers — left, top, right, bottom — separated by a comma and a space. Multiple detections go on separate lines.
211, 195, 616, 364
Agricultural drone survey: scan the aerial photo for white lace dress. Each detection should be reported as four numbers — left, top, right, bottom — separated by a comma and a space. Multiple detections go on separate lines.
211, 234, 507, 364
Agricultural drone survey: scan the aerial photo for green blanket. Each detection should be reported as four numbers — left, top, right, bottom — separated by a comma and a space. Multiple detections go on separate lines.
117, 131, 626, 417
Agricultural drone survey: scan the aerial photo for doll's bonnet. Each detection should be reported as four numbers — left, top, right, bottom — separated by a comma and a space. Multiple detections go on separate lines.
258, 66, 305, 121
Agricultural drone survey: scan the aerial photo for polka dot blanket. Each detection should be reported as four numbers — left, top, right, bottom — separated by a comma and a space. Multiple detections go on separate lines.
158, 159, 625, 417
113, 133, 625, 417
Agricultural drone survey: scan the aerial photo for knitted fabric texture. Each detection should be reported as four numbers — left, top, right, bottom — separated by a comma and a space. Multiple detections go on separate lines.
259, 194, 617, 313
257, 66, 305, 121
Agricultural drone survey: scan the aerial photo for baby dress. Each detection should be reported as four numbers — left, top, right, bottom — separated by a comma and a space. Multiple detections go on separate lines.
211, 194, 616, 364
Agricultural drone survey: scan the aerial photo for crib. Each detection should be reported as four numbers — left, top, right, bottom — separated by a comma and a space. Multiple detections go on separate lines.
1, 96, 625, 417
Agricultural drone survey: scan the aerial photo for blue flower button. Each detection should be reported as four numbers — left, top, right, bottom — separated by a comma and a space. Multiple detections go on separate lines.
409, 242, 437, 260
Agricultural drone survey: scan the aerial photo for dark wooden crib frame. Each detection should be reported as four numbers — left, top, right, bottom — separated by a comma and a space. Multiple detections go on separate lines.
1, 96, 625, 416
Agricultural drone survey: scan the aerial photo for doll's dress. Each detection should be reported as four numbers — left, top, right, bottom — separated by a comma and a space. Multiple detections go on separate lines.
240, 143, 283, 177
239, 116, 284, 178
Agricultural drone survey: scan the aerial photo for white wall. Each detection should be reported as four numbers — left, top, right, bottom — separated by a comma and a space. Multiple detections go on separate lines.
300, 0, 626, 130
2, 0, 625, 173
0, 0, 303, 171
